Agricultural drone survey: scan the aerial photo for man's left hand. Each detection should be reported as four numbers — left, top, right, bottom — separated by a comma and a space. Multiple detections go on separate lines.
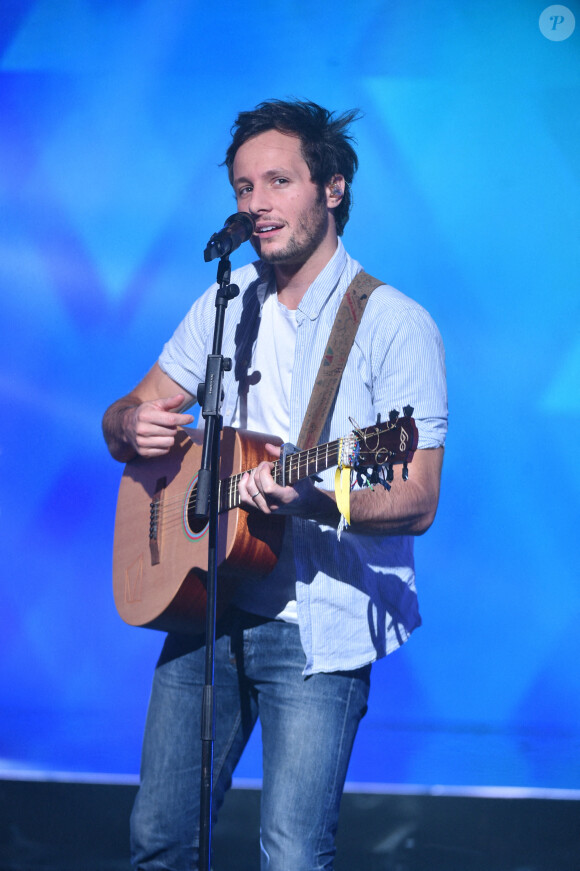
239, 443, 336, 518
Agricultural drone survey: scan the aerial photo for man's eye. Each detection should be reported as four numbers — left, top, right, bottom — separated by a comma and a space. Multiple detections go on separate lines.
238, 186, 252, 197
273, 178, 288, 186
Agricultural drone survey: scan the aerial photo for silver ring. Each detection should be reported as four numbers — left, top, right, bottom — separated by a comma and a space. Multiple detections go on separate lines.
251, 491, 260, 500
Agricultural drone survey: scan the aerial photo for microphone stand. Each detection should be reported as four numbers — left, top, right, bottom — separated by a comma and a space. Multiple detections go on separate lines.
193, 253, 239, 871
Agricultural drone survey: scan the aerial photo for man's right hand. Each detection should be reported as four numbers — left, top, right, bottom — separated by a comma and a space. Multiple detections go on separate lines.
102, 363, 197, 463
123, 394, 195, 458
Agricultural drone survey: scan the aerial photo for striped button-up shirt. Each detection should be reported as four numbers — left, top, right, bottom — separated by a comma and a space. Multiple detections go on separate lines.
159, 240, 448, 674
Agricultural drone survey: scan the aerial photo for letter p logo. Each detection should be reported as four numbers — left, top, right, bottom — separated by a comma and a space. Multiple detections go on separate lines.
539, 5, 576, 40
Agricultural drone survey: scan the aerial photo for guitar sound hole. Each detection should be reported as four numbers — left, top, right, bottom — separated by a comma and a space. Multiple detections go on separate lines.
187, 495, 209, 536
188, 515, 208, 535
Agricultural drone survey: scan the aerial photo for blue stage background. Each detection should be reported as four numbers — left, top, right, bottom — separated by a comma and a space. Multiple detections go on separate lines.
1, 1, 579, 790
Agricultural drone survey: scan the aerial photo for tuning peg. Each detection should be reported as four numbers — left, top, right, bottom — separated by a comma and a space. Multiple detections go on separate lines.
376, 413, 381, 424
389, 409, 399, 423
403, 405, 414, 418
402, 462, 409, 481
386, 464, 394, 483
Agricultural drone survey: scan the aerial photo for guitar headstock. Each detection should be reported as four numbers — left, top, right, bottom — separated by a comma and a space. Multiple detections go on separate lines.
353, 409, 418, 480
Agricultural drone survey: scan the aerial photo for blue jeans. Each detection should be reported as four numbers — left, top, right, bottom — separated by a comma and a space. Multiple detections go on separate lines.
130, 608, 371, 871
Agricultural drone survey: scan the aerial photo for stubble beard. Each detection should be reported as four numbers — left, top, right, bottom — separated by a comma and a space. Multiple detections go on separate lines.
254, 189, 329, 266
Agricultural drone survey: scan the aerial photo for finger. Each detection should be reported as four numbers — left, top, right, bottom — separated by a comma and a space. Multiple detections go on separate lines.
248, 472, 263, 502
174, 412, 195, 425
140, 405, 194, 430
240, 470, 272, 513
255, 461, 282, 500
135, 413, 178, 438
157, 394, 195, 425
158, 393, 187, 411
239, 471, 259, 501
251, 488, 271, 514
134, 431, 177, 454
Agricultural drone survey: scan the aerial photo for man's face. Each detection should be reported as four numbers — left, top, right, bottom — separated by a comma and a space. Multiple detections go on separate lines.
232, 129, 331, 266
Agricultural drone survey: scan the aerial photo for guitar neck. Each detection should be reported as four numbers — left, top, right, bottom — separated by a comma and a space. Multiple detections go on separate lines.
219, 438, 342, 512
217, 415, 417, 514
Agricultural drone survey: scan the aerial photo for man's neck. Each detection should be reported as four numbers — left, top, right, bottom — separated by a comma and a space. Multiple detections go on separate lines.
273, 238, 339, 310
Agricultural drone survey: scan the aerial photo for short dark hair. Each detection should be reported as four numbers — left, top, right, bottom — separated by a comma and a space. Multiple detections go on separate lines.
224, 99, 361, 236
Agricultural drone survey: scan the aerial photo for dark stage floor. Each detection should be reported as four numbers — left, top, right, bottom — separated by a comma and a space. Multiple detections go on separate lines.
0, 777, 579, 871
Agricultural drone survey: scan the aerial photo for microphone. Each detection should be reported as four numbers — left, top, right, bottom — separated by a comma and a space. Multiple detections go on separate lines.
203, 212, 255, 262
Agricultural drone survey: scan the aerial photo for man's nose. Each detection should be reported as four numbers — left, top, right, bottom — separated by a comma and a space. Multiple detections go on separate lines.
245, 187, 272, 214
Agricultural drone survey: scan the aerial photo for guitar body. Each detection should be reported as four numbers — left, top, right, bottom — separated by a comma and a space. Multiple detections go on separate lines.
112, 412, 418, 635
113, 427, 285, 634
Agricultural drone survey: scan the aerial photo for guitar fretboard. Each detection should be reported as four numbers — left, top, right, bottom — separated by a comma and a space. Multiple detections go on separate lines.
185, 416, 414, 520
219, 438, 344, 511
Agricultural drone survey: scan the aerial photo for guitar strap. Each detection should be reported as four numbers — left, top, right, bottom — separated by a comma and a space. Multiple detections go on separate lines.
296, 270, 385, 450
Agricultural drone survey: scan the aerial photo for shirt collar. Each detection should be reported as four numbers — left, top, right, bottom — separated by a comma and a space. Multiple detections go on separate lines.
297, 239, 347, 320
252, 238, 348, 317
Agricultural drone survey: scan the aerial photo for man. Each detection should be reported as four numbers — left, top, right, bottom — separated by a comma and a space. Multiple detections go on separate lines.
103, 99, 447, 871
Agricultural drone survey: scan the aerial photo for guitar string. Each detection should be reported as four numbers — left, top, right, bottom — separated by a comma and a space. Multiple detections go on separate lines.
147, 444, 346, 535
151, 443, 343, 515
141, 423, 406, 536
153, 452, 342, 533
151, 442, 405, 535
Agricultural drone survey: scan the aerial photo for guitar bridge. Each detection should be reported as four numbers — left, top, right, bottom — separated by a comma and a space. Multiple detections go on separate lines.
149, 477, 166, 565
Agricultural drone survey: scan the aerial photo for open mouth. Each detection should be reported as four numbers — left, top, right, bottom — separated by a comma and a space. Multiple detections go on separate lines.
255, 224, 283, 236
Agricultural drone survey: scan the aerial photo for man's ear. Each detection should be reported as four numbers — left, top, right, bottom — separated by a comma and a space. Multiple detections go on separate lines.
326, 174, 345, 208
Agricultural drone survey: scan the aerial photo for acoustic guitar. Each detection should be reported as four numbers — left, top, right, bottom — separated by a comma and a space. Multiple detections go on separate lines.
113, 416, 418, 633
